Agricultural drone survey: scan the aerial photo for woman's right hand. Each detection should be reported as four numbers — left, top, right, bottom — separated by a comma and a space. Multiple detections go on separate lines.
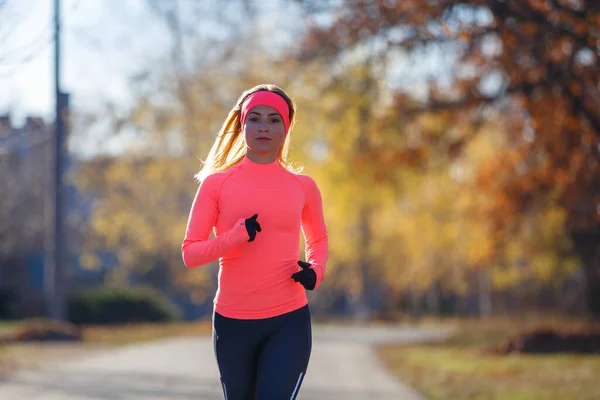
243, 214, 262, 242
232, 213, 262, 243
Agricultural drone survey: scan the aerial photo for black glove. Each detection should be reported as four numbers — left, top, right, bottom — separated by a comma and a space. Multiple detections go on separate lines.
244, 214, 262, 242
292, 260, 317, 290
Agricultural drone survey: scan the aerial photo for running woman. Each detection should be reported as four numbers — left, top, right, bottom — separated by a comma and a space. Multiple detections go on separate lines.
181, 84, 328, 400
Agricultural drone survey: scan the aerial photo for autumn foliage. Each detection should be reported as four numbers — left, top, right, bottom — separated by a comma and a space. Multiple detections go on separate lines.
294, 0, 600, 317
4, 0, 591, 319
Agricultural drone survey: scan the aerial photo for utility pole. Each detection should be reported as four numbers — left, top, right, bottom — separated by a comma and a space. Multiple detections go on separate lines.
354, 56, 374, 321
45, 0, 67, 321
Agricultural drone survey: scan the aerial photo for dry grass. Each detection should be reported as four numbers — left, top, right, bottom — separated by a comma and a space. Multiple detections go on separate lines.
377, 315, 600, 400
81, 320, 213, 344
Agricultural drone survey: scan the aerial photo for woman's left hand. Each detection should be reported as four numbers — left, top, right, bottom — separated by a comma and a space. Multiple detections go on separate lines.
291, 261, 317, 290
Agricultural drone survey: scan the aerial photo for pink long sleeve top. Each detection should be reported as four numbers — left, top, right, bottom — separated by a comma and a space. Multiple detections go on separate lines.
182, 155, 328, 319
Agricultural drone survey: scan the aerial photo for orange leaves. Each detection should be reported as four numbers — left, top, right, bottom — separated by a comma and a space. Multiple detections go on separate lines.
459, 31, 471, 43
549, 37, 575, 63
554, 167, 571, 189
523, 21, 539, 36
287, 0, 600, 303
529, 0, 550, 13
581, 129, 596, 148
568, 148, 587, 176
569, 81, 583, 97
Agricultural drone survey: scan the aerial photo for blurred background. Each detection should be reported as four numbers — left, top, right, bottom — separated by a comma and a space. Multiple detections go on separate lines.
2, 1, 600, 398
1, 0, 599, 341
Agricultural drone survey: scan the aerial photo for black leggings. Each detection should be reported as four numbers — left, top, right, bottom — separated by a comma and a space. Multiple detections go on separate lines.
212, 304, 312, 400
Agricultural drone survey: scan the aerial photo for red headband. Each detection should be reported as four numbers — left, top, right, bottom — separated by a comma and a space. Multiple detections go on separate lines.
240, 91, 291, 134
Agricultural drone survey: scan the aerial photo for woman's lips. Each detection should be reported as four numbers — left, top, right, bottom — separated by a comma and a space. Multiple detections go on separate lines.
256, 137, 271, 141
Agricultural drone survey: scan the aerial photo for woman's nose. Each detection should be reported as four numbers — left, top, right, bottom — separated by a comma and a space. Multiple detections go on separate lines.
258, 121, 269, 131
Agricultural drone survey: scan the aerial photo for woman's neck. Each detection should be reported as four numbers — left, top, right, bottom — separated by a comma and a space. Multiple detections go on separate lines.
245, 150, 278, 164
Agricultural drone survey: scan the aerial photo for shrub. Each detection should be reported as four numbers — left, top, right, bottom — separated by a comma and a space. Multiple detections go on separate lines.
8, 318, 83, 342
67, 286, 181, 325
492, 328, 600, 354
0, 287, 17, 319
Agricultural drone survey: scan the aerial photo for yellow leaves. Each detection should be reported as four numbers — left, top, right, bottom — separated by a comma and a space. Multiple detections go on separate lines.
465, 225, 494, 267
530, 253, 561, 282
384, 164, 493, 291
293, 55, 579, 295
80, 253, 102, 271
74, 154, 204, 287
491, 266, 522, 290
491, 201, 574, 287
379, 115, 577, 292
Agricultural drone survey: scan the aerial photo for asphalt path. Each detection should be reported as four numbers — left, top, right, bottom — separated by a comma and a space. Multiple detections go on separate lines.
0, 324, 449, 400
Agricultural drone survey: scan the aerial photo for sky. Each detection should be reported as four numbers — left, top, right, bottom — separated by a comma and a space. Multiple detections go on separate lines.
0, 0, 305, 154
0, 0, 307, 117
0, 0, 173, 124
0, 0, 463, 156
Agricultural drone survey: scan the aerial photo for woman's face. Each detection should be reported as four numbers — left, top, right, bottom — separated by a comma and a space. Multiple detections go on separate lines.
243, 105, 286, 158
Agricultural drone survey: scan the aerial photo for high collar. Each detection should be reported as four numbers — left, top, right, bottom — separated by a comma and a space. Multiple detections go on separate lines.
240, 155, 284, 173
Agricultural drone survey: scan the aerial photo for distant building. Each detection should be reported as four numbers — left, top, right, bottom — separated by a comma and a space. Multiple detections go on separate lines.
0, 113, 100, 317
0, 115, 51, 184
0, 114, 53, 316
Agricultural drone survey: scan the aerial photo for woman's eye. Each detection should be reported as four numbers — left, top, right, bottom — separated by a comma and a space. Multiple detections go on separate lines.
271, 118, 282, 124
249, 117, 259, 123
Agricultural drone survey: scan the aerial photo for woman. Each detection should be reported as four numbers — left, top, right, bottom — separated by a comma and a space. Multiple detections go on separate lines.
181, 84, 328, 400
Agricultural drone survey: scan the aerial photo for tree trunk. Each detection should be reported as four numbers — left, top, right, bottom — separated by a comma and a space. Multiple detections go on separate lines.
478, 268, 493, 317
457, 293, 469, 317
356, 205, 372, 320
355, 60, 374, 320
409, 286, 421, 321
572, 230, 600, 319
426, 283, 440, 316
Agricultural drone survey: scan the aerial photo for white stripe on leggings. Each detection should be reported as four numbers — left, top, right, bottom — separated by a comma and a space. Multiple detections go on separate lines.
222, 381, 228, 400
290, 372, 304, 400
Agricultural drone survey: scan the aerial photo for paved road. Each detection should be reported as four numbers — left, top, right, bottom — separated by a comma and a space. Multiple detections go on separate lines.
0, 324, 448, 400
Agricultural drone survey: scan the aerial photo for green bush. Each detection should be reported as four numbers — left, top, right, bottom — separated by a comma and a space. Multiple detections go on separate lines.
0, 286, 17, 319
67, 286, 181, 325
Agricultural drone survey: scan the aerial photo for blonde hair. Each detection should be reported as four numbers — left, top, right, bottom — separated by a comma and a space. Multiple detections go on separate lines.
195, 84, 300, 182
